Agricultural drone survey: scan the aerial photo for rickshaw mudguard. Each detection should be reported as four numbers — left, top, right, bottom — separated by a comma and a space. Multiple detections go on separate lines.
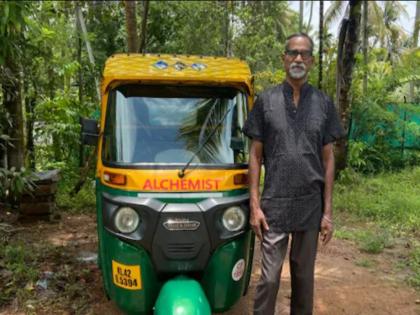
201, 230, 255, 313
154, 276, 211, 315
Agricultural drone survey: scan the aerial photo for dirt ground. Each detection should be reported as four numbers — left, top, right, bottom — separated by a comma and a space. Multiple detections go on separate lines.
1, 213, 419, 315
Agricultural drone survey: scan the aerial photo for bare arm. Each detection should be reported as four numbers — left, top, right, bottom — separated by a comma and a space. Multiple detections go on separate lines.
320, 143, 335, 245
249, 140, 269, 240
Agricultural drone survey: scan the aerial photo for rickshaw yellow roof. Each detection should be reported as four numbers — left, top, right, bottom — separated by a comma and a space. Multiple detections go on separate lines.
102, 54, 253, 93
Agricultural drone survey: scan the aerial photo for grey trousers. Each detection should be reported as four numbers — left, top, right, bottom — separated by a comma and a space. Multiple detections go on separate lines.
253, 229, 319, 315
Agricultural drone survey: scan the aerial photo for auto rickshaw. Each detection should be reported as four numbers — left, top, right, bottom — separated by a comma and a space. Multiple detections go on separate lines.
81, 54, 254, 315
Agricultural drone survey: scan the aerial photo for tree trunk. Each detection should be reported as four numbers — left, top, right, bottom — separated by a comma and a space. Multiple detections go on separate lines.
414, 1, 420, 46
76, 16, 83, 105
306, 0, 314, 33
25, 82, 36, 171
335, 0, 362, 171
409, 0, 419, 102
138, 0, 149, 53
3, 55, 25, 170
299, 1, 304, 32
318, 0, 324, 90
124, 0, 139, 53
362, 0, 368, 95
76, 5, 100, 101
224, 1, 230, 56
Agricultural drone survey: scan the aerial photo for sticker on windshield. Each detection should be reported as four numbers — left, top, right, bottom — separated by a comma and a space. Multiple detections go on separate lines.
112, 260, 142, 290
232, 259, 245, 281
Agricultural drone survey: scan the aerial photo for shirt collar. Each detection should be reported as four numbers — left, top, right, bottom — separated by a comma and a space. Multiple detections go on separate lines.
283, 80, 310, 96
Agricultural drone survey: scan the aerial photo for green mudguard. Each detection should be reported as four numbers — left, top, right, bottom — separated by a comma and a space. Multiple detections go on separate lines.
154, 276, 211, 315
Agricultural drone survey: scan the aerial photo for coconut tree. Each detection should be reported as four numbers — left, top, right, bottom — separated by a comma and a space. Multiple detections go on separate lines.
409, 0, 420, 102
362, 0, 368, 95
414, 1, 420, 47
324, 1, 408, 59
139, 0, 149, 53
335, 0, 362, 170
299, 1, 304, 32
124, 0, 139, 52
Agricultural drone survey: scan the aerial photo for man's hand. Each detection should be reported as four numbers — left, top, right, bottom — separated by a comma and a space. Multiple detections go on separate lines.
320, 216, 333, 245
250, 206, 269, 241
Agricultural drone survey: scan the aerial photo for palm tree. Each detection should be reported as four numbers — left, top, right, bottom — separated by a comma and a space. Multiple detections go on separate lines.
139, 0, 149, 53
305, 1, 314, 33
409, 0, 420, 102
299, 1, 304, 32
335, 0, 362, 170
414, 1, 420, 47
362, 0, 368, 95
324, 1, 408, 58
124, 0, 139, 53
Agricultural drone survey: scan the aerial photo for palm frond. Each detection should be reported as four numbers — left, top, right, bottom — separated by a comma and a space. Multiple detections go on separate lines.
324, 0, 346, 28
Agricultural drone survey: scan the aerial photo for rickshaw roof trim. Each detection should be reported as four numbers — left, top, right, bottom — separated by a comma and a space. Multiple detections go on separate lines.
102, 54, 253, 94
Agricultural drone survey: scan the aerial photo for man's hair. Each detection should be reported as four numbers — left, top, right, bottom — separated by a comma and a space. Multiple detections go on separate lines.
285, 32, 314, 52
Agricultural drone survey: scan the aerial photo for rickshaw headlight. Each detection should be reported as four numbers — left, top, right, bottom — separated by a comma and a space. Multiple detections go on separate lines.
222, 206, 246, 232
114, 207, 139, 234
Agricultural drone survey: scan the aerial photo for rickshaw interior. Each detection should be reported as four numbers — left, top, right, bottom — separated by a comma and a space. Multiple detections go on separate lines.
102, 85, 248, 166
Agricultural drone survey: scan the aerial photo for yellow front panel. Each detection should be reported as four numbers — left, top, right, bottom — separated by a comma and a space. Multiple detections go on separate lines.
98, 163, 247, 192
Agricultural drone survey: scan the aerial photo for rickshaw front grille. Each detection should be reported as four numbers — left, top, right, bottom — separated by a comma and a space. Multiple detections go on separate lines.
167, 243, 196, 253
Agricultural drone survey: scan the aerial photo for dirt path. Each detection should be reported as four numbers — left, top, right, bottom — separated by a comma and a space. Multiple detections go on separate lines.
1, 214, 419, 315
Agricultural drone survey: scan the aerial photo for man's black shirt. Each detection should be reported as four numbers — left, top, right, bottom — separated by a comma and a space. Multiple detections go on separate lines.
243, 81, 345, 232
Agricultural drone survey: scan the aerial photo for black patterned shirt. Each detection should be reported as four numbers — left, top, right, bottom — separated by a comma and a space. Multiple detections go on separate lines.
243, 81, 345, 232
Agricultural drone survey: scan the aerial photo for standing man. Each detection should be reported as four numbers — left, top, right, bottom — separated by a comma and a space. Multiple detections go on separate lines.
243, 33, 345, 315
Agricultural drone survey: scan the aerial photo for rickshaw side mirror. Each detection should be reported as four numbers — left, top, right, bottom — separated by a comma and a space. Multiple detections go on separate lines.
80, 117, 99, 146
230, 137, 244, 151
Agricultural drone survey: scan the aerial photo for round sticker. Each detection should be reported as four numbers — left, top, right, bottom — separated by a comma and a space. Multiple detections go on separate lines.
231, 259, 245, 281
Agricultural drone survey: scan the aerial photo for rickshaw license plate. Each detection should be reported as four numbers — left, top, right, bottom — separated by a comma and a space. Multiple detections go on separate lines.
112, 260, 142, 290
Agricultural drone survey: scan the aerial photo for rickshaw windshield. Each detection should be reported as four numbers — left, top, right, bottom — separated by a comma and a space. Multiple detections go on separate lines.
102, 84, 248, 166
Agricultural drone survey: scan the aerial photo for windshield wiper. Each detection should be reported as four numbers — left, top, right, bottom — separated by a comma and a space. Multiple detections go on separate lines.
178, 104, 234, 178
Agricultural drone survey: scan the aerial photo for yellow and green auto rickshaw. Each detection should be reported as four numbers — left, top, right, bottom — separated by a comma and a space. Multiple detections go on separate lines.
81, 54, 254, 314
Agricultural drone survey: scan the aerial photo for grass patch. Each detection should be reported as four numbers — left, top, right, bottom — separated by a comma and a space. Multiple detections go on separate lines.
56, 180, 96, 214
357, 230, 393, 254
0, 241, 39, 306
407, 245, 420, 288
335, 227, 393, 254
335, 167, 420, 288
0, 236, 96, 311
335, 167, 420, 234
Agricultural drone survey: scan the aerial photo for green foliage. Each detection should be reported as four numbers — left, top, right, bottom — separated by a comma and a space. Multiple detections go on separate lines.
0, 1, 29, 64
0, 241, 39, 305
233, 2, 298, 73
335, 167, 420, 233
56, 181, 96, 214
407, 246, 420, 288
34, 92, 85, 171
357, 230, 393, 254
0, 167, 35, 206
347, 47, 420, 173
335, 227, 393, 254
148, 1, 226, 56
0, 237, 96, 310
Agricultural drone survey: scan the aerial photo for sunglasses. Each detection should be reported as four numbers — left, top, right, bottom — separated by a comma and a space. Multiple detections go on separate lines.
285, 49, 313, 59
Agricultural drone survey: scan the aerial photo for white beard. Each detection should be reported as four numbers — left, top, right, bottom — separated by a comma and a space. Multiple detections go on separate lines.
289, 62, 307, 79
